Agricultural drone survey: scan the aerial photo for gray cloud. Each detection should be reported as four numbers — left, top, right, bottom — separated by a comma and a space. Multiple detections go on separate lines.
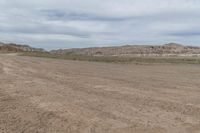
0, 0, 200, 50
167, 30, 200, 37
40, 9, 137, 22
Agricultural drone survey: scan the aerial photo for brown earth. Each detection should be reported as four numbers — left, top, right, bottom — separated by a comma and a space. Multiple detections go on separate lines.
51, 43, 200, 56
0, 42, 44, 52
0, 54, 200, 133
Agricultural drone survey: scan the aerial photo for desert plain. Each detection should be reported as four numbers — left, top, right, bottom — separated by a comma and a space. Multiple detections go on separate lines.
0, 54, 200, 133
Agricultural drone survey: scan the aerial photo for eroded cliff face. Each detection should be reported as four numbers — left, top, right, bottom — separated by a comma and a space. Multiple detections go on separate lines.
51, 43, 200, 57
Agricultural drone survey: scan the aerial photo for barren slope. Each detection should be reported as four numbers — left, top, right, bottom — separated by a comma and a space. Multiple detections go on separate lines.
51, 43, 200, 56
0, 55, 200, 133
0, 42, 44, 52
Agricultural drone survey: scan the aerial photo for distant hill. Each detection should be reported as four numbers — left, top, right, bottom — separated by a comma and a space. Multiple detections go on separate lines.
51, 43, 200, 57
0, 42, 44, 52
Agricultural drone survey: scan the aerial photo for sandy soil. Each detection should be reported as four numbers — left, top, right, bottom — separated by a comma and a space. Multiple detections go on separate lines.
0, 55, 200, 133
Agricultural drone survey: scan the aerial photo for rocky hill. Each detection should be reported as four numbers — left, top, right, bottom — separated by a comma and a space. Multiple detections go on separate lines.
51, 43, 200, 57
0, 42, 44, 52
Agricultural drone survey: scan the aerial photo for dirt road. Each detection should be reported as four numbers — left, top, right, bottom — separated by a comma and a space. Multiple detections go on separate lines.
0, 55, 200, 133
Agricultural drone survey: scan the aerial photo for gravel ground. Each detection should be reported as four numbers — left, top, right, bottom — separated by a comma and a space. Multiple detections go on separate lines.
0, 55, 200, 133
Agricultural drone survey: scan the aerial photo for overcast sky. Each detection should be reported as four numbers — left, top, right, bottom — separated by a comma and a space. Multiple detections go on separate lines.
0, 0, 200, 50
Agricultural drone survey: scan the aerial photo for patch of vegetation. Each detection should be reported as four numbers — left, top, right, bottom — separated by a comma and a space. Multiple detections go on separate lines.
21, 52, 200, 64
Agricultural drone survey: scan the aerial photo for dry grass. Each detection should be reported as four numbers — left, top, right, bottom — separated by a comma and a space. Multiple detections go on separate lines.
22, 52, 200, 64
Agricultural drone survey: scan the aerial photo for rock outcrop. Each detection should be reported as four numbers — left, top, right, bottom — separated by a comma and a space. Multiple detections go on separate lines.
0, 42, 44, 52
51, 43, 200, 57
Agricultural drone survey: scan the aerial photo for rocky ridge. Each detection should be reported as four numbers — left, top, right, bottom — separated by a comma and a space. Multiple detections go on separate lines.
51, 43, 200, 57
0, 42, 44, 52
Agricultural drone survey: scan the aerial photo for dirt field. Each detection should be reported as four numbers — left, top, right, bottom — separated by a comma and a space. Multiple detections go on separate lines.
0, 55, 200, 133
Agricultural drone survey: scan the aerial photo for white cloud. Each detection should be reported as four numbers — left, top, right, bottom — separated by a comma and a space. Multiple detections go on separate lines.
0, 0, 200, 49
